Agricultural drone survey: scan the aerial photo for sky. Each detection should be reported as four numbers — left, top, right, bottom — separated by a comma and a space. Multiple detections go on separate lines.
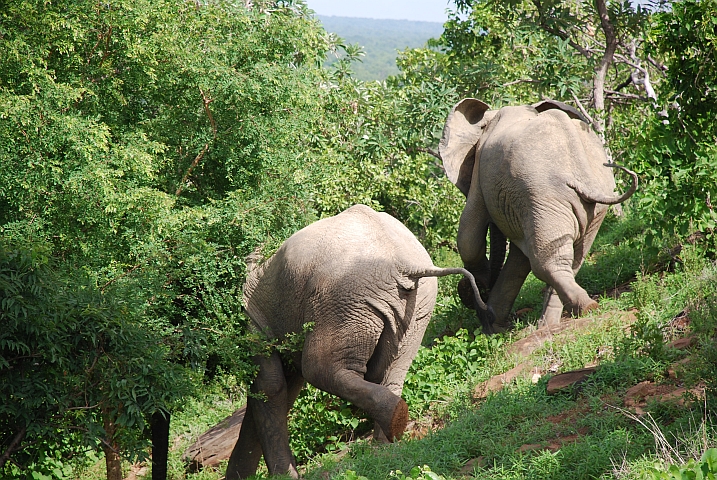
305, 0, 453, 23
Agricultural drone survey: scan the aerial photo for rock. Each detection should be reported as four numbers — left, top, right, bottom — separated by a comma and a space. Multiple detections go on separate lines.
183, 406, 246, 471
623, 380, 705, 414
667, 357, 692, 380
474, 364, 535, 399
460, 457, 486, 475
546, 367, 597, 395
666, 335, 697, 350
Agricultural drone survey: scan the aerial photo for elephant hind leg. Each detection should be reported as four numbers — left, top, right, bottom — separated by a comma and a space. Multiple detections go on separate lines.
307, 366, 409, 442
225, 402, 263, 480
302, 310, 412, 442
486, 243, 531, 332
227, 351, 300, 479
539, 287, 564, 327
530, 242, 597, 317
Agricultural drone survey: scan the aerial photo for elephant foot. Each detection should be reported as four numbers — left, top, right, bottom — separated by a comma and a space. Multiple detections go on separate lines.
582, 300, 599, 314
386, 398, 408, 442
569, 299, 599, 317
491, 319, 513, 334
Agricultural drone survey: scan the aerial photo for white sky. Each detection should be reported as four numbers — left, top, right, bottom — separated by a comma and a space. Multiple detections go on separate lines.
305, 0, 453, 23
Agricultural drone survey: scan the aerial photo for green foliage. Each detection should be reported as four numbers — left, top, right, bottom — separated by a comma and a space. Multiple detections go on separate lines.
389, 465, 446, 480
681, 259, 717, 410
403, 329, 502, 415
0, 237, 191, 477
288, 386, 367, 464
0, 0, 343, 472
575, 210, 651, 295
628, 0, 717, 244
306, 376, 652, 480
312, 70, 463, 249
648, 449, 717, 480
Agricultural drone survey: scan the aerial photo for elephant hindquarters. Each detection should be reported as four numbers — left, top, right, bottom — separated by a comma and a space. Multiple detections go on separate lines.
301, 280, 435, 442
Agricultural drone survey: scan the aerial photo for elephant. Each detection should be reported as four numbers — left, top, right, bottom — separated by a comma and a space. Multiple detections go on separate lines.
439, 98, 638, 333
225, 204, 484, 479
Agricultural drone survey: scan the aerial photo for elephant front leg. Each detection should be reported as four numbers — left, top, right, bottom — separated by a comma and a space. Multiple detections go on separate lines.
539, 287, 563, 328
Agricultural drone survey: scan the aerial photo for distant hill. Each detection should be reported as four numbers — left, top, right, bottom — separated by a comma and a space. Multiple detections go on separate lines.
317, 15, 444, 81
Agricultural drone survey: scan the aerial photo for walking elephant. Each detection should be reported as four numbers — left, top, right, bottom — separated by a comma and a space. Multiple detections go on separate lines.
225, 204, 484, 479
439, 98, 638, 333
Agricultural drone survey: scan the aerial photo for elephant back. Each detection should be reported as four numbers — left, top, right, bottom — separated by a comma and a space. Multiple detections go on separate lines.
242, 205, 434, 339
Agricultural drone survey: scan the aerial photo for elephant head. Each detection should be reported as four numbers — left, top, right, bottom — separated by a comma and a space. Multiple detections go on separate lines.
439, 99, 637, 332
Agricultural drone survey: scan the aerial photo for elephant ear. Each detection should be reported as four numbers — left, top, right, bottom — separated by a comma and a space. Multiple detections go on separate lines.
439, 98, 491, 196
532, 99, 588, 124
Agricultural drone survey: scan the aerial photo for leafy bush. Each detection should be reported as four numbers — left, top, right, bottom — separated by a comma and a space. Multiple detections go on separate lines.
403, 329, 502, 415
0, 237, 190, 477
648, 448, 717, 480
288, 386, 368, 464
629, 0, 717, 246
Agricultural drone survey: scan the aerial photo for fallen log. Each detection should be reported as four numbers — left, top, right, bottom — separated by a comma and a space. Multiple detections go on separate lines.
183, 405, 246, 471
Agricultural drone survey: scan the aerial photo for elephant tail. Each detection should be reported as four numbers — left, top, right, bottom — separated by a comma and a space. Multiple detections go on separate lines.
569, 163, 638, 205
410, 267, 487, 312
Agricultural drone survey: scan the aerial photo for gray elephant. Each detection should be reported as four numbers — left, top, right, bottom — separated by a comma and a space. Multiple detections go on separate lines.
439, 98, 638, 333
225, 204, 484, 479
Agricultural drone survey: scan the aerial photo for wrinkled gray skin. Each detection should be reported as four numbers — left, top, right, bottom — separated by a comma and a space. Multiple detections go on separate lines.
439, 99, 638, 333
225, 204, 483, 479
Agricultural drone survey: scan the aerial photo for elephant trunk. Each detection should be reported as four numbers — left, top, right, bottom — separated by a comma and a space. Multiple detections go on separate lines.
569, 163, 638, 205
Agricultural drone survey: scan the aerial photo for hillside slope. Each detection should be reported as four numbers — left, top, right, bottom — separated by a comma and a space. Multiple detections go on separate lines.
317, 15, 443, 81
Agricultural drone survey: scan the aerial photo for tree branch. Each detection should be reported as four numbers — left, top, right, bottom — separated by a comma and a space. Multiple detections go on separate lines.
501, 78, 541, 88
614, 74, 633, 92
605, 89, 645, 100
571, 92, 602, 134
176, 87, 218, 196
647, 54, 668, 75
408, 146, 441, 160
626, 40, 657, 101
530, 0, 593, 59
594, 0, 619, 112
0, 426, 27, 469
100, 263, 141, 292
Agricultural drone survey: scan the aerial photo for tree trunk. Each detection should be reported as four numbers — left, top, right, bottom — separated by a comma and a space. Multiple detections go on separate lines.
103, 412, 123, 480
151, 410, 171, 480
593, 0, 618, 122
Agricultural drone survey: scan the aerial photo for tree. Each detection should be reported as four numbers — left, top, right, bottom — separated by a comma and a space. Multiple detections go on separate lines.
628, 0, 717, 241
0, 0, 342, 476
0, 235, 190, 478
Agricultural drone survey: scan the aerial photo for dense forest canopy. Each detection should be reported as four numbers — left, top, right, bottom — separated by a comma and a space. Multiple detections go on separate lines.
1, 0, 716, 477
